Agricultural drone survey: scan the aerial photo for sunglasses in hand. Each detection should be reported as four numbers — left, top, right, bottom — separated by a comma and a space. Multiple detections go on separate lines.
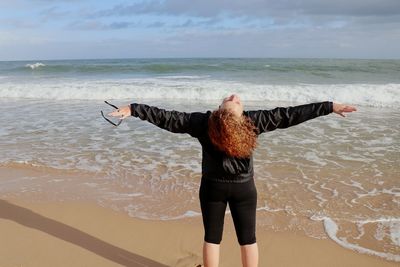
101, 101, 123, 126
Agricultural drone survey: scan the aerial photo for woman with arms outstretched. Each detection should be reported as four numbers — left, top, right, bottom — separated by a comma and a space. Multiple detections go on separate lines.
107, 94, 357, 267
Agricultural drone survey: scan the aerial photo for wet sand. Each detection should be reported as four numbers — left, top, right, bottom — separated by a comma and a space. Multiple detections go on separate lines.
0, 197, 397, 267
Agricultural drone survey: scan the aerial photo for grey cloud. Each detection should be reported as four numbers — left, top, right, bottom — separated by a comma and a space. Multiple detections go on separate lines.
2, 23, 399, 60
108, 21, 135, 29
67, 20, 105, 30
68, 16, 224, 31
40, 6, 70, 22
2, 0, 400, 60
173, 18, 223, 28
67, 20, 163, 30
158, 25, 400, 58
87, 0, 400, 33
0, 0, 83, 8
147, 21, 165, 28
27, 0, 83, 3
0, 18, 39, 29
92, 0, 400, 18
296, 0, 400, 16
91, 1, 271, 18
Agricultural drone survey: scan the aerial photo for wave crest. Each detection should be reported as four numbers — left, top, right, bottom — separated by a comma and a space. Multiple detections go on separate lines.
25, 62, 46, 70
0, 78, 399, 108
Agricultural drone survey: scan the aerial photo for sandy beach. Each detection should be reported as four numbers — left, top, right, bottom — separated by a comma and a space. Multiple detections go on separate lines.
0, 196, 397, 267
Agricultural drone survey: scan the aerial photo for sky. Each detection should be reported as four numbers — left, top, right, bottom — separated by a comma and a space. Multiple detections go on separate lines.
0, 0, 400, 60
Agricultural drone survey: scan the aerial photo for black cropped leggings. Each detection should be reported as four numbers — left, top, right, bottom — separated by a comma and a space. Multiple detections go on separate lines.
199, 178, 257, 246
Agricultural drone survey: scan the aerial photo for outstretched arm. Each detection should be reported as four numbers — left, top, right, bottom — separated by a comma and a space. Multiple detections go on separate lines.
107, 103, 207, 137
245, 101, 356, 134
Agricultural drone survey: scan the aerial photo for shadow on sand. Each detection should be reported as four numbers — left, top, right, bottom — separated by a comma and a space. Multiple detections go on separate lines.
0, 199, 168, 267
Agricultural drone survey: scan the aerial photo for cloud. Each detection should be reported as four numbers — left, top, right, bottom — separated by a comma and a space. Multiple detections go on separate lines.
40, 6, 71, 22
87, 0, 400, 33
0, 30, 19, 45
67, 15, 226, 31
155, 25, 400, 58
1, 1, 400, 60
147, 21, 165, 28
92, 0, 400, 18
293, 0, 400, 16
0, 19, 39, 29
67, 20, 140, 30
2, 24, 399, 60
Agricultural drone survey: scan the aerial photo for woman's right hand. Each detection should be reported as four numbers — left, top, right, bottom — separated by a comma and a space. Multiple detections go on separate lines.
333, 102, 357, 117
108, 105, 131, 120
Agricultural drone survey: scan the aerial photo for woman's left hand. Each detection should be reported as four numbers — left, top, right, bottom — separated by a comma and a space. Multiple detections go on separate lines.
333, 103, 357, 117
108, 105, 131, 120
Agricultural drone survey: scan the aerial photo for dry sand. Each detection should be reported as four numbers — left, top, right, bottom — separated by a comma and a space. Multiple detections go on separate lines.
0, 198, 398, 267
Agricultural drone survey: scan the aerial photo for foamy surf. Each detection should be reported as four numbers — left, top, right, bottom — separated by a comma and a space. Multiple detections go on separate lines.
25, 62, 46, 69
0, 78, 399, 108
311, 215, 400, 262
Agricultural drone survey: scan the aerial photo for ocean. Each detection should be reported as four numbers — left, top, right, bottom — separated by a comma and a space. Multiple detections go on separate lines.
0, 58, 399, 262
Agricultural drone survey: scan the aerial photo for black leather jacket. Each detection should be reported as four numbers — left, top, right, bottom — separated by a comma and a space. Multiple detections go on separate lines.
131, 101, 333, 183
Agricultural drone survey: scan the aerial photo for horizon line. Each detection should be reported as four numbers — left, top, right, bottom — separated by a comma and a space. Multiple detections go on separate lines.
1, 56, 400, 62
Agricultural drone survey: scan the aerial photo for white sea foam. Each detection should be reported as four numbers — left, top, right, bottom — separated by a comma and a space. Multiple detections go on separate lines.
390, 222, 400, 246
25, 62, 46, 69
257, 204, 285, 213
123, 203, 202, 220
155, 75, 210, 80
0, 77, 399, 107
304, 151, 327, 166
160, 210, 202, 220
310, 215, 400, 262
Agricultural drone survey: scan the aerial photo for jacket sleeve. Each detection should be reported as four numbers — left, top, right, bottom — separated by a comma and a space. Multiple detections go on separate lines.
244, 101, 333, 134
130, 103, 207, 138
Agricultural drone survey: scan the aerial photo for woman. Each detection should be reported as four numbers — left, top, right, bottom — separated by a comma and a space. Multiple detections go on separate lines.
108, 94, 356, 267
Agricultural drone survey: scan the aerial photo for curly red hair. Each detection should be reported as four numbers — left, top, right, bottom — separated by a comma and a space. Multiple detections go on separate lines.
208, 109, 257, 158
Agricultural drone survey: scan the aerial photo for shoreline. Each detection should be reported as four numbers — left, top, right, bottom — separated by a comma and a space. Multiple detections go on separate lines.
0, 197, 397, 267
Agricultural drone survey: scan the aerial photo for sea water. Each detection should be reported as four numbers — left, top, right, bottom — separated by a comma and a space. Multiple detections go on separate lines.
0, 58, 399, 261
